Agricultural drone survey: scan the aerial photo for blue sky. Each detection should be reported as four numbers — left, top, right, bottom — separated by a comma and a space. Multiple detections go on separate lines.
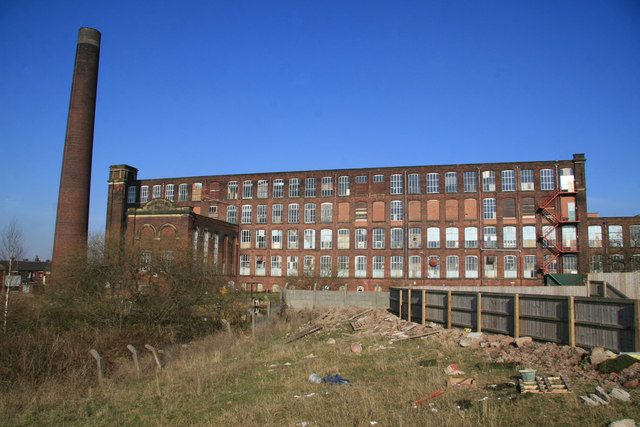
1, 1, 639, 259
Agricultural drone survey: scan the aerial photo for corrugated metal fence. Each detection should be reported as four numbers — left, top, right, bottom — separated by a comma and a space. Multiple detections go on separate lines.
389, 287, 640, 352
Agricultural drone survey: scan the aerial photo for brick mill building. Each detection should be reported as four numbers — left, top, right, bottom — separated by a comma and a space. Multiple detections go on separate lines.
103, 153, 640, 292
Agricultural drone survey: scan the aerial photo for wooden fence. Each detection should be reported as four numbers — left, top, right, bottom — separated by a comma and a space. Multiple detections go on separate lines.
389, 287, 640, 352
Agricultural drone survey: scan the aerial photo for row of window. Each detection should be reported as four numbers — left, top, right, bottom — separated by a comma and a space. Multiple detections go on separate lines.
129, 167, 572, 204
238, 254, 542, 279
237, 225, 577, 250
591, 254, 640, 273
588, 225, 640, 248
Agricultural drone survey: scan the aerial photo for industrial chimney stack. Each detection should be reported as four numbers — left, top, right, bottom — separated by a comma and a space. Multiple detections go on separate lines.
51, 28, 101, 275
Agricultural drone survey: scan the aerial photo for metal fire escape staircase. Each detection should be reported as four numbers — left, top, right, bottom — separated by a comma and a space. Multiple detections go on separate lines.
536, 189, 579, 274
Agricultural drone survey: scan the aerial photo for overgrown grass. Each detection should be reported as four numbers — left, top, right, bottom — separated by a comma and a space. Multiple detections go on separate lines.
2, 311, 639, 426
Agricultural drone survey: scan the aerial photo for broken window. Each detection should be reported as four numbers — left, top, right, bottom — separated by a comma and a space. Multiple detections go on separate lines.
390, 256, 403, 278
427, 256, 440, 278
373, 228, 385, 249
271, 256, 282, 277
504, 255, 517, 278
321, 177, 333, 197
287, 256, 298, 276
408, 227, 421, 248
338, 229, 350, 249
272, 204, 283, 224
590, 255, 603, 273
288, 229, 299, 249
355, 202, 367, 222
446, 256, 459, 278
483, 227, 497, 249
503, 226, 516, 248
257, 180, 268, 198
255, 256, 266, 276
304, 229, 316, 250
271, 230, 282, 249
559, 168, 574, 192
239, 255, 250, 276
608, 225, 623, 247
338, 176, 350, 196
521, 197, 535, 217
631, 225, 640, 247
320, 229, 332, 250
192, 182, 202, 201
227, 181, 238, 199
409, 256, 421, 278
178, 183, 188, 201
523, 226, 537, 248
303, 256, 315, 277
355, 228, 367, 249
256, 229, 266, 249
482, 171, 495, 192
337, 256, 349, 277
152, 184, 162, 199
523, 255, 537, 279
588, 226, 602, 248
484, 256, 497, 279
321, 203, 333, 223
165, 184, 174, 201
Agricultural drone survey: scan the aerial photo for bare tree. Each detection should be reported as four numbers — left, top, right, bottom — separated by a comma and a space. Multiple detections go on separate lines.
1, 219, 25, 332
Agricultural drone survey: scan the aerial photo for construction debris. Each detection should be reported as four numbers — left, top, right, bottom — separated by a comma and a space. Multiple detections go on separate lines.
285, 325, 323, 343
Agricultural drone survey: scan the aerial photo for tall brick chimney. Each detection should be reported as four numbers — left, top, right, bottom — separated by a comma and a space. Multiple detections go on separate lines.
51, 28, 101, 274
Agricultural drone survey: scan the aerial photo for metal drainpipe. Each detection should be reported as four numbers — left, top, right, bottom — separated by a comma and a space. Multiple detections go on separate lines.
478, 167, 483, 287
404, 171, 409, 286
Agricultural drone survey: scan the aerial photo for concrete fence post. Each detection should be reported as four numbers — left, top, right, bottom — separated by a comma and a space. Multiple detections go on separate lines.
398, 289, 403, 319
89, 349, 104, 384
343, 286, 348, 307
447, 290, 452, 329
313, 283, 317, 310
476, 292, 482, 333
126, 344, 140, 378
635, 299, 640, 352
221, 319, 232, 335
514, 294, 520, 339
144, 344, 162, 370
407, 288, 412, 322
421, 289, 426, 325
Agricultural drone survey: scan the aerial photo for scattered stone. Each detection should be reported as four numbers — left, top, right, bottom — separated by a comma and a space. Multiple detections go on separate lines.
580, 395, 599, 406
466, 332, 483, 340
609, 420, 636, 427
444, 363, 465, 376
623, 379, 639, 389
514, 337, 533, 347
609, 388, 631, 403
590, 394, 609, 405
595, 386, 611, 402
351, 343, 363, 354
326, 338, 336, 345
590, 347, 610, 365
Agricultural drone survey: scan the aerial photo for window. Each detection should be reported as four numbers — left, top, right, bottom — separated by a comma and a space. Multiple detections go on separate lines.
503, 226, 517, 248
426, 173, 439, 193
427, 227, 440, 248
523, 255, 537, 278
408, 227, 421, 248
445, 172, 457, 193
338, 176, 350, 196
256, 205, 267, 224
356, 228, 367, 249
445, 227, 459, 248
288, 203, 299, 223
305, 178, 316, 197
320, 229, 332, 249
390, 174, 403, 195
540, 169, 554, 191
338, 256, 349, 277
273, 179, 284, 198
152, 184, 162, 199
504, 255, 517, 278
255, 256, 266, 276
373, 256, 385, 278
227, 181, 238, 199
304, 229, 316, 249
127, 186, 137, 204
287, 256, 298, 276
242, 180, 253, 198
257, 180, 268, 198
501, 170, 515, 192
503, 198, 515, 218
373, 174, 384, 183
241, 205, 252, 224
563, 254, 578, 274
355, 175, 367, 184
482, 171, 495, 192
408, 173, 420, 194
289, 178, 300, 197
178, 183, 188, 201
446, 256, 459, 278
427, 256, 440, 278
390, 256, 403, 278
303, 256, 315, 277
165, 184, 174, 201
321, 177, 333, 197
611, 255, 625, 272
631, 255, 640, 272
140, 250, 152, 272
608, 225, 623, 247
483, 227, 497, 248
320, 256, 332, 277
463, 171, 477, 192
304, 203, 316, 223
391, 228, 403, 249
390, 200, 404, 221
256, 230, 266, 249
482, 198, 496, 220
373, 228, 385, 249
409, 256, 421, 278
355, 256, 367, 277
227, 206, 237, 224
590, 255, 603, 273
522, 197, 535, 217
272, 230, 283, 249
288, 229, 299, 249
561, 225, 577, 250
338, 229, 350, 249
464, 227, 478, 248
272, 204, 283, 224
271, 256, 282, 276
521, 170, 534, 191
465, 256, 478, 278
321, 203, 333, 223
522, 226, 537, 248
484, 256, 497, 278
355, 203, 367, 222
588, 226, 602, 248
545, 255, 558, 274
240, 230, 251, 249
631, 225, 640, 247
240, 255, 250, 276
192, 183, 202, 202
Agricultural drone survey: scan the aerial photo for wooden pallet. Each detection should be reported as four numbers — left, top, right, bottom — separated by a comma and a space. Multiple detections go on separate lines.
518, 376, 571, 394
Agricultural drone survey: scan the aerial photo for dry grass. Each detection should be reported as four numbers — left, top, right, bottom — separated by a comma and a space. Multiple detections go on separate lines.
2, 311, 639, 426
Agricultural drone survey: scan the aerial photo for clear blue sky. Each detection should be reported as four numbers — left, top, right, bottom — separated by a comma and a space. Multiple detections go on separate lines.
1, 1, 639, 259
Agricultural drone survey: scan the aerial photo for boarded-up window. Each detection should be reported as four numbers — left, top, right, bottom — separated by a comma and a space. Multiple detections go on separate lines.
561, 196, 576, 221
503, 198, 515, 218
427, 200, 440, 221
355, 202, 367, 222
160, 225, 176, 240
372, 201, 385, 222
464, 199, 477, 220
522, 197, 535, 217
338, 202, 350, 223
445, 199, 458, 221
141, 225, 155, 241
408, 200, 421, 221
208, 181, 220, 198
192, 182, 202, 201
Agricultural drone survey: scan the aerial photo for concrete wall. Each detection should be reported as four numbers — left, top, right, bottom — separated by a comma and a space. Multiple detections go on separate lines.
588, 272, 640, 299
283, 288, 389, 310
410, 285, 589, 296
